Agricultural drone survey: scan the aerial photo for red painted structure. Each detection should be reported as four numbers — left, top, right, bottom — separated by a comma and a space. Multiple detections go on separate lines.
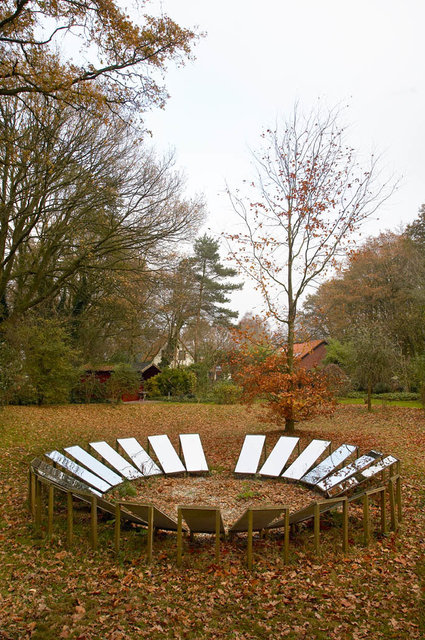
83, 362, 160, 401
293, 340, 328, 369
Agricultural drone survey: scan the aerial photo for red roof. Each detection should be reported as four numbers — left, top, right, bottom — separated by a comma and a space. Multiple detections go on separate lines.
293, 340, 327, 359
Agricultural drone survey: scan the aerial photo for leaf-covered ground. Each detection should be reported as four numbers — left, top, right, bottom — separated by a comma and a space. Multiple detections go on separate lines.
0, 403, 423, 639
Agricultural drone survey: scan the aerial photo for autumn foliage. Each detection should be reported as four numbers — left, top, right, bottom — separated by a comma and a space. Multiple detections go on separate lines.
233, 346, 336, 431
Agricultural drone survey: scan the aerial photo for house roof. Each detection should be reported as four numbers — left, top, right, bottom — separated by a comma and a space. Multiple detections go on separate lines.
293, 340, 327, 359
84, 361, 160, 373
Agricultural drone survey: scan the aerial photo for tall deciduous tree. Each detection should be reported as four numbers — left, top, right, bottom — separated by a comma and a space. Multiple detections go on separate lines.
301, 232, 425, 357
0, 0, 198, 116
0, 96, 204, 324
227, 105, 394, 432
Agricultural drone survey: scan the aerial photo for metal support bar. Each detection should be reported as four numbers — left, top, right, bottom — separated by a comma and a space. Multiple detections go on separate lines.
215, 510, 221, 563
247, 509, 253, 570
147, 506, 154, 563
90, 496, 98, 550
114, 503, 121, 554
314, 502, 320, 554
362, 494, 370, 546
177, 509, 183, 567
342, 498, 348, 553
283, 509, 290, 564
66, 492, 73, 549
47, 485, 54, 540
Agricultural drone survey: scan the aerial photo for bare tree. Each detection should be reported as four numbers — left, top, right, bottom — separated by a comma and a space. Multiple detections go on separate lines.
227, 105, 395, 431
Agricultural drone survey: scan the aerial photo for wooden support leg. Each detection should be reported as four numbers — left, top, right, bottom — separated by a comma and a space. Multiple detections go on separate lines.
389, 481, 397, 531
177, 509, 183, 567
283, 509, 289, 564
66, 492, 73, 549
342, 499, 348, 553
396, 477, 402, 523
147, 506, 153, 563
313, 503, 320, 554
30, 472, 36, 518
90, 496, 98, 551
380, 489, 387, 535
363, 494, 370, 546
35, 478, 42, 534
114, 503, 121, 555
47, 485, 54, 541
247, 509, 253, 571
215, 510, 220, 563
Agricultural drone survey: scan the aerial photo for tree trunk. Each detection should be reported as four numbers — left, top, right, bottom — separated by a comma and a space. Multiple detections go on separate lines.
367, 378, 372, 412
284, 417, 295, 433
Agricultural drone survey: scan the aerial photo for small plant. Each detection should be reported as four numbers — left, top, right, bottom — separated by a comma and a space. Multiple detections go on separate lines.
236, 482, 260, 500
118, 481, 137, 498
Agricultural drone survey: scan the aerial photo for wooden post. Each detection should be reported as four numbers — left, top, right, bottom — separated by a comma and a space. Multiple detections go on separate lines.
313, 503, 320, 554
114, 503, 121, 554
215, 509, 220, 563
247, 509, 253, 570
35, 478, 42, 534
47, 485, 54, 540
342, 498, 348, 553
147, 506, 154, 563
30, 472, 36, 518
389, 480, 397, 531
90, 496, 98, 550
177, 509, 183, 567
380, 488, 387, 535
283, 509, 289, 564
362, 494, 370, 546
66, 492, 73, 549
396, 477, 402, 523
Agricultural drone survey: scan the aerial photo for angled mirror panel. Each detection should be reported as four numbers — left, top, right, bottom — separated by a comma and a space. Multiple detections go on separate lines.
230, 506, 287, 532
32, 458, 101, 496
89, 441, 143, 480
316, 451, 381, 493
45, 450, 111, 493
234, 435, 266, 475
282, 439, 331, 480
301, 444, 357, 486
120, 502, 180, 530
259, 436, 299, 477
180, 506, 224, 533
117, 437, 162, 476
64, 445, 123, 486
361, 455, 398, 479
328, 475, 359, 497
179, 434, 209, 473
147, 435, 185, 474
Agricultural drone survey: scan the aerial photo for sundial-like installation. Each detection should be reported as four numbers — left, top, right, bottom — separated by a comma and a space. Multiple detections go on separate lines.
29, 433, 401, 569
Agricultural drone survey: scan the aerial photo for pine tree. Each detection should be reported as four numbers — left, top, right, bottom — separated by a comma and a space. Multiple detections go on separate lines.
190, 235, 242, 362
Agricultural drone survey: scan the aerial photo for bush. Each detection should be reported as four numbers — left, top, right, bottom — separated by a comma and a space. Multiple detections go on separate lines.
71, 372, 107, 404
106, 364, 140, 403
211, 380, 242, 404
8, 317, 79, 405
145, 367, 196, 398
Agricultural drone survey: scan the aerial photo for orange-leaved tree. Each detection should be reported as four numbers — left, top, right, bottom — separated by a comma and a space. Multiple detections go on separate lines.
232, 336, 336, 431
0, 0, 199, 116
226, 104, 395, 432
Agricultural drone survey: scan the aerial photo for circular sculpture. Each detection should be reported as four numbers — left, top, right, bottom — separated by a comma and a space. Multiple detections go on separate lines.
29, 433, 401, 568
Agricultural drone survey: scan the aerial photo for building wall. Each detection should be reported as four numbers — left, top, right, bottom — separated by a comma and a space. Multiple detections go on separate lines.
299, 343, 327, 369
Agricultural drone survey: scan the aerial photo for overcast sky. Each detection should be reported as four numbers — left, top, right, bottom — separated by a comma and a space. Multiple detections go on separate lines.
143, 0, 425, 316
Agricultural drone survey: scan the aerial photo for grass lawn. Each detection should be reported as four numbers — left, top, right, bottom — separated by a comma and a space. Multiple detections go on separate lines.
0, 403, 424, 639
337, 398, 423, 408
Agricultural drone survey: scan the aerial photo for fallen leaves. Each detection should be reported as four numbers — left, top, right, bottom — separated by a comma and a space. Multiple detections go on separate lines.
0, 403, 424, 639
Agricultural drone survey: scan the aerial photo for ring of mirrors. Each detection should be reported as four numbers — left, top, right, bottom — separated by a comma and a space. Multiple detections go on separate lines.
29, 433, 402, 570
